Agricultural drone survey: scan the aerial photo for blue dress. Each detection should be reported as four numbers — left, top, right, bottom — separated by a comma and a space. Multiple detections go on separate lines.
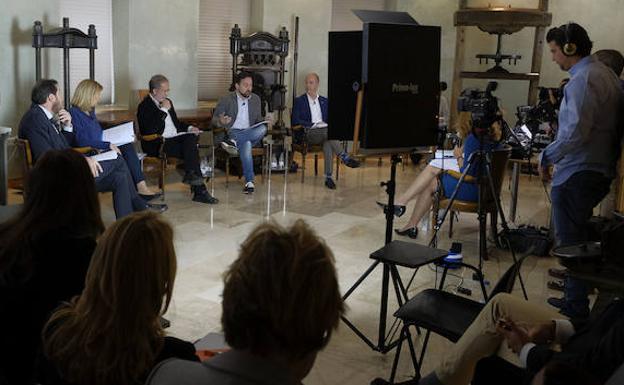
440, 133, 501, 201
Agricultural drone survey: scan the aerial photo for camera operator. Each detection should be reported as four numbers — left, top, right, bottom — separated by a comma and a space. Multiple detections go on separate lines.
538, 23, 624, 319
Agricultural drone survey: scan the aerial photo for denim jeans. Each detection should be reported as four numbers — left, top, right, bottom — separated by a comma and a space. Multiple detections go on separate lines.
551, 170, 611, 318
228, 125, 267, 183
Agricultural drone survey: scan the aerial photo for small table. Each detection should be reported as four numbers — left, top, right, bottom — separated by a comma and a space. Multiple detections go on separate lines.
96, 108, 214, 129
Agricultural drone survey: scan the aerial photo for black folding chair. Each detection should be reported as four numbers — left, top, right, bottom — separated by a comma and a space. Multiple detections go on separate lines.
387, 254, 528, 383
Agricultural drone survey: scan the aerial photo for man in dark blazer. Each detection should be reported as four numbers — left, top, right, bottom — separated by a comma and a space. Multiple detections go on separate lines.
137, 74, 218, 204
18, 79, 166, 218
291, 73, 359, 189
413, 293, 624, 385
211, 72, 267, 194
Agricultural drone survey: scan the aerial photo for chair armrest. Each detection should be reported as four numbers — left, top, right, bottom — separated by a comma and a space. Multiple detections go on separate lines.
73, 146, 95, 155
141, 133, 162, 142
444, 169, 477, 184
291, 125, 304, 132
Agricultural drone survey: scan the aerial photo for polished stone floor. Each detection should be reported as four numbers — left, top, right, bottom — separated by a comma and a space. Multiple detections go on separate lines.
7, 154, 561, 384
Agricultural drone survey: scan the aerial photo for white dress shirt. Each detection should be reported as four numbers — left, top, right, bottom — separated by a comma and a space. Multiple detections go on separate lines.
151, 94, 178, 138
232, 93, 250, 129
307, 93, 324, 126
38, 105, 73, 133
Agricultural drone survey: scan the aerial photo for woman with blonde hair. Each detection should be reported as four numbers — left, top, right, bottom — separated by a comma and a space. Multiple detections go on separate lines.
40, 212, 198, 385
69, 79, 159, 200
381, 112, 502, 239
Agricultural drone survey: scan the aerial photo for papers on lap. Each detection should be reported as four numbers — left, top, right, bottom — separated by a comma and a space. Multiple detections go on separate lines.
230, 120, 269, 130
102, 122, 135, 146
90, 150, 118, 162
311, 122, 328, 129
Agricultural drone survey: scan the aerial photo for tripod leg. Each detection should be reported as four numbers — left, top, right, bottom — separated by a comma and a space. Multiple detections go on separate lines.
342, 260, 380, 300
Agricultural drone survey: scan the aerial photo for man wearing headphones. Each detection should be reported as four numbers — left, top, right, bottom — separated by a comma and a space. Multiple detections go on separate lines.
539, 23, 624, 319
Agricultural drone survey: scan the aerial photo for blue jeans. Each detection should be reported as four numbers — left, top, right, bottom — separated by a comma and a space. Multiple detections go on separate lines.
228, 125, 267, 183
551, 170, 611, 317
119, 143, 145, 185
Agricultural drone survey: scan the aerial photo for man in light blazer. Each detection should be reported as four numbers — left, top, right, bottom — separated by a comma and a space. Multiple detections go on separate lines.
212, 72, 267, 194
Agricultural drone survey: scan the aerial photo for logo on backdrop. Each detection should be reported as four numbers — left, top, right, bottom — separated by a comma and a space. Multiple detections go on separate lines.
391, 83, 419, 94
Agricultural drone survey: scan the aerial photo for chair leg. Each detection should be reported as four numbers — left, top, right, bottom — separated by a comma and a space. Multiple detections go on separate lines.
225, 158, 230, 188
160, 158, 166, 200
301, 152, 306, 183
490, 211, 499, 246
404, 326, 422, 380
389, 325, 407, 383
418, 329, 432, 369
449, 211, 455, 238
335, 156, 340, 180
314, 154, 318, 176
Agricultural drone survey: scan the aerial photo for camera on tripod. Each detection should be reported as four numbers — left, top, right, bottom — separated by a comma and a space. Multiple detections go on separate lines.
457, 81, 500, 134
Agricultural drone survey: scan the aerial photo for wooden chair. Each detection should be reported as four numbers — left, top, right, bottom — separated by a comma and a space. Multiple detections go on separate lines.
213, 127, 266, 187
16, 139, 33, 176
138, 132, 169, 198
290, 125, 341, 183
433, 146, 512, 240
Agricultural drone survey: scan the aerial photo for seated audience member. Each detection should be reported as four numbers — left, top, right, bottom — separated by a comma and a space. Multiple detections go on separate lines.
0, 150, 104, 385
593, 49, 624, 89
146, 220, 345, 385
212, 71, 268, 194
291, 72, 360, 189
413, 293, 624, 385
137, 74, 218, 204
385, 112, 501, 239
69, 79, 159, 200
19, 79, 166, 218
41, 211, 199, 385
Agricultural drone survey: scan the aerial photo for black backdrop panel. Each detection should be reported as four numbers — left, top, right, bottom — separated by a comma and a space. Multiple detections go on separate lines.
362, 23, 440, 149
327, 31, 362, 141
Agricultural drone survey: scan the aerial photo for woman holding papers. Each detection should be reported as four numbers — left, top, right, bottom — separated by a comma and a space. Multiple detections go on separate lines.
381, 112, 501, 239
69, 79, 159, 200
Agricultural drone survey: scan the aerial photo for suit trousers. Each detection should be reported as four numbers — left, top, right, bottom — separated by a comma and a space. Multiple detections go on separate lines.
163, 134, 201, 176
119, 143, 145, 185
434, 293, 561, 385
305, 127, 345, 178
95, 156, 147, 218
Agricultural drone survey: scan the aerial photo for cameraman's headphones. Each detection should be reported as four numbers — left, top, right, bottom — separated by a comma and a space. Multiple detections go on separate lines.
562, 22, 578, 56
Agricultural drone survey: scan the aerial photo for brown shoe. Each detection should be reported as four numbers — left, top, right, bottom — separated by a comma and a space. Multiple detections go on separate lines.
547, 280, 565, 292
548, 268, 567, 280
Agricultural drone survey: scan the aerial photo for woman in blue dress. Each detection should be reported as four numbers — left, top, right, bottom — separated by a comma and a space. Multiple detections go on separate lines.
389, 112, 502, 238
69, 79, 158, 199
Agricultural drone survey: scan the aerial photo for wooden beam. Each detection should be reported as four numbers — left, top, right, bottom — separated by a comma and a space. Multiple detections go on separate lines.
450, 25, 466, 130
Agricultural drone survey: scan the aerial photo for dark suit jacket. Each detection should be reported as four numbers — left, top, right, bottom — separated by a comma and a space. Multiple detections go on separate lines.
291, 93, 328, 128
211, 92, 263, 131
527, 299, 624, 383
18, 104, 71, 162
137, 96, 189, 156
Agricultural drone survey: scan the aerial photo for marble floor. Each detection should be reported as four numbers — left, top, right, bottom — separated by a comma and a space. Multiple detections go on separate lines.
7, 154, 560, 384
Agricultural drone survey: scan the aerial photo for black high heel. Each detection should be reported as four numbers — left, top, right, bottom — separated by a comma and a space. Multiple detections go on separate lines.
394, 227, 418, 239
376, 201, 406, 218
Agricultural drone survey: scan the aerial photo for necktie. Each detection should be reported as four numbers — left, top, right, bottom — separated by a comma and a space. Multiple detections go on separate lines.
50, 117, 61, 133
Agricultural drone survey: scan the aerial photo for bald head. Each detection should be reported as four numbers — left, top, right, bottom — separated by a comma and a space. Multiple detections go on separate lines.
305, 73, 320, 97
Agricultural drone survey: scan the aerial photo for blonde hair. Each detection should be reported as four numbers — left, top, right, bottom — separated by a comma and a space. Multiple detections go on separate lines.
71, 79, 103, 112
455, 111, 503, 142
43, 212, 177, 385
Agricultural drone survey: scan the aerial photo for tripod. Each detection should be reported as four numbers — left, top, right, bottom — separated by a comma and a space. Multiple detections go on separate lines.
428, 136, 528, 299
341, 154, 412, 353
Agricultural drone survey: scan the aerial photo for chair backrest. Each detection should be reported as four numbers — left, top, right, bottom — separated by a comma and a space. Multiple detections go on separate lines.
480, 145, 511, 204
488, 252, 528, 300
138, 89, 150, 101
16, 138, 33, 173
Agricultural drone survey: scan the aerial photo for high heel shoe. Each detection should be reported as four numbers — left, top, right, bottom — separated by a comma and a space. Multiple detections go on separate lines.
376, 201, 406, 217
394, 227, 418, 239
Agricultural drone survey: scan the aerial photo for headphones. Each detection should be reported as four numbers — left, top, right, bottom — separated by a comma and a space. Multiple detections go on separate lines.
562, 22, 578, 56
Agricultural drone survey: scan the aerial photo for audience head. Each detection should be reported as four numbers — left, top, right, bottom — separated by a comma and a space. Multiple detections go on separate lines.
149, 74, 170, 102
593, 49, 624, 77
532, 362, 599, 385
31, 79, 63, 112
0, 149, 103, 286
234, 71, 254, 98
440, 81, 448, 92
455, 111, 502, 142
546, 23, 593, 70
43, 211, 177, 385
305, 72, 320, 95
71, 79, 104, 112
221, 220, 344, 380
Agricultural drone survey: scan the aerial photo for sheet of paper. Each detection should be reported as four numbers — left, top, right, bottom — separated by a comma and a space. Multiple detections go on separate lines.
166, 132, 195, 138
435, 150, 455, 159
90, 150, 118, 162
311, 122, 328, 129
102, 121, 135, 146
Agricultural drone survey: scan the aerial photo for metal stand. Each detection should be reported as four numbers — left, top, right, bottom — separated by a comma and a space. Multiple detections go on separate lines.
341, 155, 410, 353
428, 139, 528, 300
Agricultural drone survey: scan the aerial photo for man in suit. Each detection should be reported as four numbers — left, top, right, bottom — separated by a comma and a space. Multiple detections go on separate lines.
212, 72, 267, 194
137, 74, 218, 204
18, 79, 166, 219
291, 73, 359, 189
413, 293, 624, 385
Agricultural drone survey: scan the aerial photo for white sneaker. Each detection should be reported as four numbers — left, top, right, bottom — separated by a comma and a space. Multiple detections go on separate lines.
220, 139, 238, 155
278, 154, 285, 169
243, 181, 255, 194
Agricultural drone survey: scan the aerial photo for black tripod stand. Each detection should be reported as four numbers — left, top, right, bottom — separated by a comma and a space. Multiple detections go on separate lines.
341, 154, 411, 353
428, 138, 528, 299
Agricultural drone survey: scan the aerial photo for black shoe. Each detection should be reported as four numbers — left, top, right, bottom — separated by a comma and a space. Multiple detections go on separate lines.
548, 268, 567, 280
192, 190, 218, 204
183, 171, 204, 186
343, 156, 361, 168
547, 280, 565, 292
325, 178, 337, 189
547, 297, 565, 309
243, 181, 255, 194
376, 201, 406, 217
139, 192, 163, 202
220, 139, 238, 155
146, 202, 168, 214
395, 227, 418, 239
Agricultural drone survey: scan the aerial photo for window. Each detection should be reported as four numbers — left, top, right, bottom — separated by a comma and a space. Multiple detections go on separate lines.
59, 0, 115, 104
331, 0, 387, 31
197, 0, 251, 101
